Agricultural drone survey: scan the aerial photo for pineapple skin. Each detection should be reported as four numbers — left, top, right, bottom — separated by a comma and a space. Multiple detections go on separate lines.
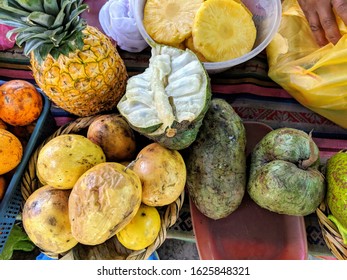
30, 26, 128, 117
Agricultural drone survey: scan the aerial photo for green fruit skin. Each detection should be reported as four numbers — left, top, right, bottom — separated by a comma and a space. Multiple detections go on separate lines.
249, 160, 325, 215
248, 128, 325, 216
326, 151, 347, 238
185, 98, 246, 220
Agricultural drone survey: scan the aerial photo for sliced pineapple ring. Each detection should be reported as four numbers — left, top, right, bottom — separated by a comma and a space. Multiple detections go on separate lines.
192, 0, 257, 62
143, 0, 204, 46
184, 36, 208, 62
117, 44, 211, 150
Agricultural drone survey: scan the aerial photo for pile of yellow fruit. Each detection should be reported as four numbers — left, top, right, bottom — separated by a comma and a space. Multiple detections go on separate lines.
21, 114, 187, 256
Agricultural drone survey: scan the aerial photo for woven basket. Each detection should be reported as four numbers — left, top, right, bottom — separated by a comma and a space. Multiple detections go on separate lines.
20, 115, 185, 260
316, 200, 347, 260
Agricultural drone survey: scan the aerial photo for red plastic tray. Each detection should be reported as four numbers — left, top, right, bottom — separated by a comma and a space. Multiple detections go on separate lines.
190, 121, 308, 260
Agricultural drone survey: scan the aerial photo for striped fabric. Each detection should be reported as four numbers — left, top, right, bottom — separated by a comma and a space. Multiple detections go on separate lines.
1, 42, 347, 158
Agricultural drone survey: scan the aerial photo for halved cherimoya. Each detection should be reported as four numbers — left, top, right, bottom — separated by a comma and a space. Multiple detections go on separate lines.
117, 44, 211, 150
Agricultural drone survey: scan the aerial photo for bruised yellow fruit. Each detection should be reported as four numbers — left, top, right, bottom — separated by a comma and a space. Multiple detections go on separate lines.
0, 128, 23, 175
22, 185, 78, 255
131, 143, 186, 206
87, 114, 136, 161
192, 0, 256, 62
116, 204, 161, 251
36, 134, 106, 189
69, 162, 142, 245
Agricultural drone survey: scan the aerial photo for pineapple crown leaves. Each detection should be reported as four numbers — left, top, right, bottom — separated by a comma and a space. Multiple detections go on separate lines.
0, 0, 88, 63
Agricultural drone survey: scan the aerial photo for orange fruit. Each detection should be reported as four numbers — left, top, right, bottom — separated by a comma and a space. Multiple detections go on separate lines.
0, 119, 7, 130
0, 80, 43, 126
10, 122, 36, 149
0, 128, 23, 175
0, 176, 7, 202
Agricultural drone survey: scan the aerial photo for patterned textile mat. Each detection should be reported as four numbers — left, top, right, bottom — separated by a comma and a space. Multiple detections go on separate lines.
0, 45, 344, 259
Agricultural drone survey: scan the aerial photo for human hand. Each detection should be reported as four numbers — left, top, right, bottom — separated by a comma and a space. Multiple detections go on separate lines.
298, 0, 347, 46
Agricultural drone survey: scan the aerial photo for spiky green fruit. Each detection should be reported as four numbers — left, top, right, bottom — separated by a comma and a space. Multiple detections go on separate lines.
326, 150, 347, 244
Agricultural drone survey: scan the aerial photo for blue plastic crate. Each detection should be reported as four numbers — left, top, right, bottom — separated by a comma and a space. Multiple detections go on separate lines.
0, 80, 55, 254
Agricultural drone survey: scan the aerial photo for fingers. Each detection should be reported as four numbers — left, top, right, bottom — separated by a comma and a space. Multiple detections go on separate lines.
316, 1, 342, 44
298, 0, 343, 46
302, 9, 330, 46
332, 0, 347, 24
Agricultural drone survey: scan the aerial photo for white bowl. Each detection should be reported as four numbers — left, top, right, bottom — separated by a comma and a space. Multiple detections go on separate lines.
132, 0, 282, 74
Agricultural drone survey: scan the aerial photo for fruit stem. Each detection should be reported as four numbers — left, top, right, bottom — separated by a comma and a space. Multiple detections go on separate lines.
124, 158, 138, 171
328, 214, 347, 245
300, 131, 319, 170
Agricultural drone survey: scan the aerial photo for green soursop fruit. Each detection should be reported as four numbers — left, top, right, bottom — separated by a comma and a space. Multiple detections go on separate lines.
185, 98, 246, 220
117, 44, 211, 150
247, 128, 325, 216
326, 151, 347, 245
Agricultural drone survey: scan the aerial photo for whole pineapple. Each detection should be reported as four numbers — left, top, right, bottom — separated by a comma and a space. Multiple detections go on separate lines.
0, 0, 127, 117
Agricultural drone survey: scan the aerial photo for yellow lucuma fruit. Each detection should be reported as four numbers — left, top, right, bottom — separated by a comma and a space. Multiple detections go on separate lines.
117, 44, 211, 150
36, 134, 106, 189
22, 185, 78, 256
143, 0, 204, 46
326, 150, 347, 245
192, 0, 257, 62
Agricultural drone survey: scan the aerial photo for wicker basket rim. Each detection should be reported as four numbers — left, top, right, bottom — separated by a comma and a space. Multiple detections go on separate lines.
316, 200, 347, 260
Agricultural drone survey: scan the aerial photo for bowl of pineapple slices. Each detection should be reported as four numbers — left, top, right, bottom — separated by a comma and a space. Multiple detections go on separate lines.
133, 0, 281, 73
